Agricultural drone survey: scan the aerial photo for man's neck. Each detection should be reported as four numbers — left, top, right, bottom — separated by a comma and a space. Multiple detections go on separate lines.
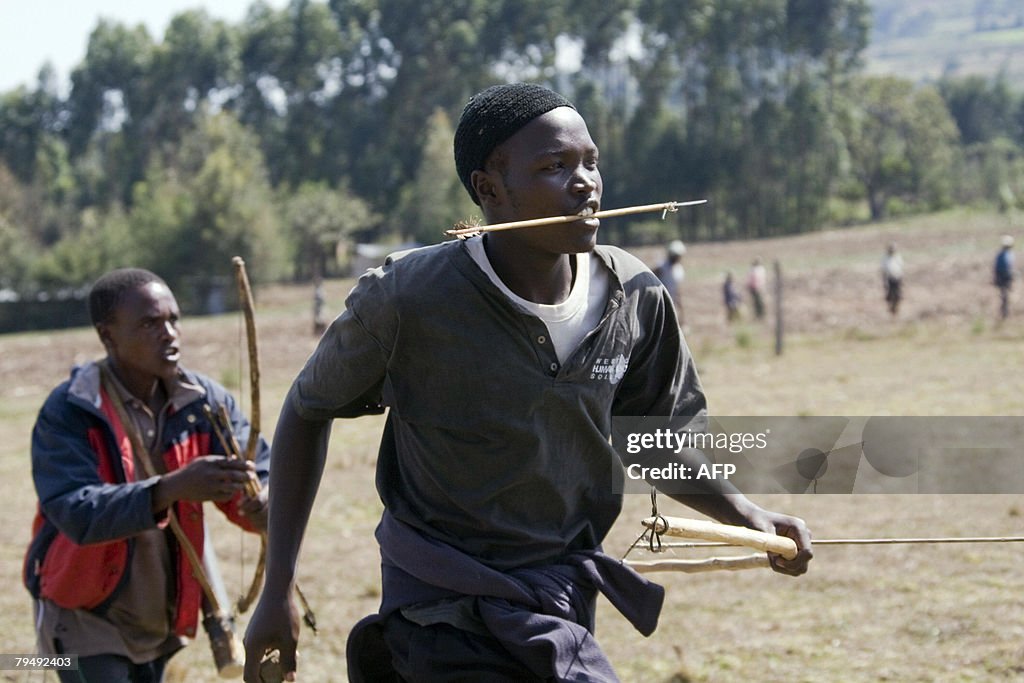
483, 236, 576, 304
106, 360, 167, 414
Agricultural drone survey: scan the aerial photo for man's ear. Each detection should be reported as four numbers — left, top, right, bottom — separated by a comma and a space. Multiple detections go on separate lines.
471, 168, 502, 210
95, 324, 114, 352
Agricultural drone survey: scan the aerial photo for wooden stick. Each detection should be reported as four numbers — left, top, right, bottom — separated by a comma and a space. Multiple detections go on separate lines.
774, 259, 784, 356
203, 405, 267, 614
445, 200, 707, 237
217, 405, 261, 499
203, 404, 260, 499
231, 256, 261, 464
661, 536, 1024, 549
643, 516, 798, 560
627, 554, 770, 574
99, 367, 223, 614
631, 517, 1024, 574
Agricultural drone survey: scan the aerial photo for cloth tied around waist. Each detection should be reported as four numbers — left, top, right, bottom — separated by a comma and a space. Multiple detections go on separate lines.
346, 512, 665, 682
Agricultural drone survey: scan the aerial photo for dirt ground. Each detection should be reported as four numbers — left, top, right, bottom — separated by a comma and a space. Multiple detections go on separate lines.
1, 208, 1023, 682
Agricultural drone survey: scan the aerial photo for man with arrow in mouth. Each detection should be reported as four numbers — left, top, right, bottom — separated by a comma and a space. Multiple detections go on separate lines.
245, 83, 813, 682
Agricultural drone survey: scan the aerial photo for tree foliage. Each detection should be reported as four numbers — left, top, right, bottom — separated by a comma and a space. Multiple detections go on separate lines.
131, 113, 287, 296
281, 180, 377, 279
395, 109, 478, 245
837, 76, 959, 220
1, 0, 1022, 304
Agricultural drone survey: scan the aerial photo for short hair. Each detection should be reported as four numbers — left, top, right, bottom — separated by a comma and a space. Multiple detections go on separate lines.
88, 268, 168, 326
454, 83, 575, 205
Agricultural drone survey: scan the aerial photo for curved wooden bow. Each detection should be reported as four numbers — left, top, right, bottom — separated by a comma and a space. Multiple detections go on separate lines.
229, 258, 317, 633
231, 257, 267, 614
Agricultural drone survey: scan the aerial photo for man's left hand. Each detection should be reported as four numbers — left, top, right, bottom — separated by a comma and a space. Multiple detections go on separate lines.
239, 486, 269, 532
744, 509, 813, 576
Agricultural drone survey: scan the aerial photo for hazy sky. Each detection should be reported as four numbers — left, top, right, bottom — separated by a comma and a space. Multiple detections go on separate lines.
0, 0, 284, 94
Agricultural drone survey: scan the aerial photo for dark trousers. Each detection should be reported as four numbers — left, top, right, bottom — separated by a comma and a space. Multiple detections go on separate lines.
348, 612, 547, 682
999, 284, 1011, 319
56, 653, 171, 683
885, 277, 902, 314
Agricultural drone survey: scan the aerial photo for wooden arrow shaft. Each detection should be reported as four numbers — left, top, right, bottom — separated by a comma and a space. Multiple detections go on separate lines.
661, 536, 1024, 549
445, 200, 706, 236
628, 517, 1024, 574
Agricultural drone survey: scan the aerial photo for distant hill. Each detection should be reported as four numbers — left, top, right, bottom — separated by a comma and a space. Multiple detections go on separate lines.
865, 0, 1024, 82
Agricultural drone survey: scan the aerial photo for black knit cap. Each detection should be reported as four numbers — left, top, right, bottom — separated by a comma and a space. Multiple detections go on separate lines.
454, 83, 575, 205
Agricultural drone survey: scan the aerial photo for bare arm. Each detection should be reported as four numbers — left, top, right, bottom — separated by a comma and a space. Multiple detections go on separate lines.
243, 396, 333, 682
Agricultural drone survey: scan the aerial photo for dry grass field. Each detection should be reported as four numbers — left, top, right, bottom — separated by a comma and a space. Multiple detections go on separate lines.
1, 208, 1023, 682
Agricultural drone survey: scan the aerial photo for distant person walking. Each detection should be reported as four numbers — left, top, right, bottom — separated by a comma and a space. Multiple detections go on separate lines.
655, 240, 687, 326
312, 279, 327, 336
881, 242, 904, 316
723, 271, 741, 322
994, 234, 1015, 320
746, 257, 768, 320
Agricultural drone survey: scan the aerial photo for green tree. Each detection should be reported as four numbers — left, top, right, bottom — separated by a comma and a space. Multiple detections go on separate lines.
395, 109, 477, 245
954, 137, 1024, 211
939, 74, 1018, 145
237, 1, 349, 187
130, 112, 286, 306
65, 19, 155, 165
0, 164, 39, 290
65, 13, 242, 209
280, 180, 377, 280
147, 10, 240, 147
0, 77, 79, 253
619, 0, 868, 237
837, 76, 960, 220
31, 208, 138, 289
63, 19, 165, 208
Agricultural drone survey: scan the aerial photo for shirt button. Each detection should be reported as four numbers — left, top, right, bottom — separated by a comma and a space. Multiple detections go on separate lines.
146, 429, 155, 438
537, 335, 546, 344
549, 362, 558, 373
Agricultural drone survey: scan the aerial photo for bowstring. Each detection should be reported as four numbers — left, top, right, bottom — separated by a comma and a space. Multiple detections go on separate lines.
236, 305, 248, 598
621, 487, 667, 561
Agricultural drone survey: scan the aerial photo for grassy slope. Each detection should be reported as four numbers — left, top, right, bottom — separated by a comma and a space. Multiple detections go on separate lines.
1, 208, 1023, 681
866, 0, 1024, 81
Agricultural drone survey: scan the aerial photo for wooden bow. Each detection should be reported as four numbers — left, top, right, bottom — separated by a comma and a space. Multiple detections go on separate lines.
229, 257, 317, 633
231, 257, 268, 614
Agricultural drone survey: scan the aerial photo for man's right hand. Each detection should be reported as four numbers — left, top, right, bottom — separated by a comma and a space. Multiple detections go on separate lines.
244, 588, 301, 682
151, 455, 256, 512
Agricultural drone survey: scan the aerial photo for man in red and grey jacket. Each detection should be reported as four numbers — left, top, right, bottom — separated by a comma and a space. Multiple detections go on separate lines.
25, 268, 269, 683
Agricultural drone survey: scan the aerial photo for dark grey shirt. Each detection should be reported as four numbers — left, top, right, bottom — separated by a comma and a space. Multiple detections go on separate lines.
291, 240, 705, 569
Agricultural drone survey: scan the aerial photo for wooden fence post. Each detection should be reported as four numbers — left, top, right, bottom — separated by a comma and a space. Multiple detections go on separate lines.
774, 259, 784, 356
